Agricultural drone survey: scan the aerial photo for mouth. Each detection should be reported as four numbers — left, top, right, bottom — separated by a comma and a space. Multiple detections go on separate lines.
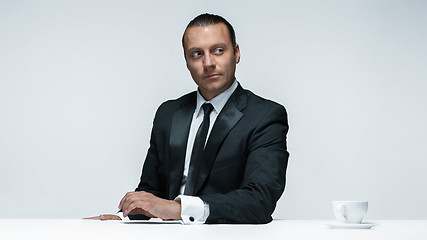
204, 74, 221, 79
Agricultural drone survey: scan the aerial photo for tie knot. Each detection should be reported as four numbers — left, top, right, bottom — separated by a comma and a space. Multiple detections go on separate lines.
202, 103, 214, 117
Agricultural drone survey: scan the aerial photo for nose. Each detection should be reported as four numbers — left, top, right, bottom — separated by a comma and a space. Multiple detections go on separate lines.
203, 53, 215, 70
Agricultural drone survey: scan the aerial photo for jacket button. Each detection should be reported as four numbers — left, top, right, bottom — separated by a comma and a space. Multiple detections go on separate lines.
189, 217, 194, 222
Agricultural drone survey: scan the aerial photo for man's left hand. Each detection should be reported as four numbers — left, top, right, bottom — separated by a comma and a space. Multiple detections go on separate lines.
119, 191, 181, 220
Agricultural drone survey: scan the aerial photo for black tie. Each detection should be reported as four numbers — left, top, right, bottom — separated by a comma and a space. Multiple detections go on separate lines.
184, 103, 214, 195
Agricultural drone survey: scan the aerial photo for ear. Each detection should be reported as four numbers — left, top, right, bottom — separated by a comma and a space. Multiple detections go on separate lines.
234, 44, 241, 63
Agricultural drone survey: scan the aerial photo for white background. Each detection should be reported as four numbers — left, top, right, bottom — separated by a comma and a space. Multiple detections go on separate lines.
0, 0, 426, 219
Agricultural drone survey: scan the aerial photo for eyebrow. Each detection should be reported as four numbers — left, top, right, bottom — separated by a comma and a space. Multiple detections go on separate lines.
187, 47, 202, 53
186, 43, 228, 53
211, 43, 228, 49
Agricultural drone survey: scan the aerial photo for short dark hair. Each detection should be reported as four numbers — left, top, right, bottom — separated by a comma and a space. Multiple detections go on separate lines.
182, 13, 237, 52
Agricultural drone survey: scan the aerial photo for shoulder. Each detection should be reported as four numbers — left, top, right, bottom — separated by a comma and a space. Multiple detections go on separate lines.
154, 91, 196, 118
241, 88, 287, 117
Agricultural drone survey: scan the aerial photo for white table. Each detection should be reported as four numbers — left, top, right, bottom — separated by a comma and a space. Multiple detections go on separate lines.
0, 219, 426, 240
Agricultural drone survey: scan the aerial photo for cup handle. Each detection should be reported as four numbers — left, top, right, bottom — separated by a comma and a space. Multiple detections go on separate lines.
339, 205, 348, 221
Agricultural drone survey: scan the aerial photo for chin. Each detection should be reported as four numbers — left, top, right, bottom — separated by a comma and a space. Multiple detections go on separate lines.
206, 84, 226, 93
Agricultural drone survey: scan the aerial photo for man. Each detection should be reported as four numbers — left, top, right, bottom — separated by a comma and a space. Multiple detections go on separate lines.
87, 13, 289, 224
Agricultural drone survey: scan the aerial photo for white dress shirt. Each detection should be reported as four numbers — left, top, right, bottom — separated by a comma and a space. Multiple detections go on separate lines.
175, 80, 238, 224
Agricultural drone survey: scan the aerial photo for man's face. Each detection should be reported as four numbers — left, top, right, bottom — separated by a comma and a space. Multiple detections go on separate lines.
183, 23, 240, 100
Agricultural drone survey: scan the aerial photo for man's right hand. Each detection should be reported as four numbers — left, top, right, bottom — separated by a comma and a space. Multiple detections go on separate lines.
83, 214, 122, 220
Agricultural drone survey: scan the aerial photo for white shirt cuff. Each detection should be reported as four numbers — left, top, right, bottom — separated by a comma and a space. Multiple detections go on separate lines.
175, 195, 209, 224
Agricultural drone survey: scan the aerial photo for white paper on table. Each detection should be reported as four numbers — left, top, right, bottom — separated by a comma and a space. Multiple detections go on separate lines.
121, 218, 183, 224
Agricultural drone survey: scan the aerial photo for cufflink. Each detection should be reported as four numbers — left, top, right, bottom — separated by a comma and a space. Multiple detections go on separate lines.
189, 216, 194, 222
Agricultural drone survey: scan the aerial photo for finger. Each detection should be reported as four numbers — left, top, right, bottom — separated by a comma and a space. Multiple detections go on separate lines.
83, 215, 101, 220
123, 202, 135, 217
119, 191, 135, 209
122, 193, 146, 216
129, 208, 155, 218
121, 196, 134, 216
128, 208, 145, 216
100, 214, 122, 220
124, 201, 145, 217
118, 192, 128, 209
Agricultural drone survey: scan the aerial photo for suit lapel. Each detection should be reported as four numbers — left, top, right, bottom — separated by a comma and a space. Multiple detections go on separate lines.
168, 94, 196, 199
193, 85, 247, 194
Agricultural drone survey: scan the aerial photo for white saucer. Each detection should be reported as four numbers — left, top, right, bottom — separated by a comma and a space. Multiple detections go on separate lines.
327, 222, 376, 229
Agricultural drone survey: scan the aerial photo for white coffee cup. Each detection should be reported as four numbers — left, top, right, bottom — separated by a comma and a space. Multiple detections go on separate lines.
332, 201, 368, 224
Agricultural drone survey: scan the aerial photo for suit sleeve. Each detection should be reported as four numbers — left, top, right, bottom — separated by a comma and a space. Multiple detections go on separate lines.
200, 104, 289, 224
128, 103, 168, 220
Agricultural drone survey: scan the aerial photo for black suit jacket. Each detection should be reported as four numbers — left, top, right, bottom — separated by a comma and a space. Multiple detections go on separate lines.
133, 84, 289, 224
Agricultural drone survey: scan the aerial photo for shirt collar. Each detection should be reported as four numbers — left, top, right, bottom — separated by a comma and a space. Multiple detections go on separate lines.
195, 80, 238, 118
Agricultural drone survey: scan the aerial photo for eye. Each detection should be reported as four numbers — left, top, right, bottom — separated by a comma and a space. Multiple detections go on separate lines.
191, 51, 202, 59
213, 48, 224, 55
